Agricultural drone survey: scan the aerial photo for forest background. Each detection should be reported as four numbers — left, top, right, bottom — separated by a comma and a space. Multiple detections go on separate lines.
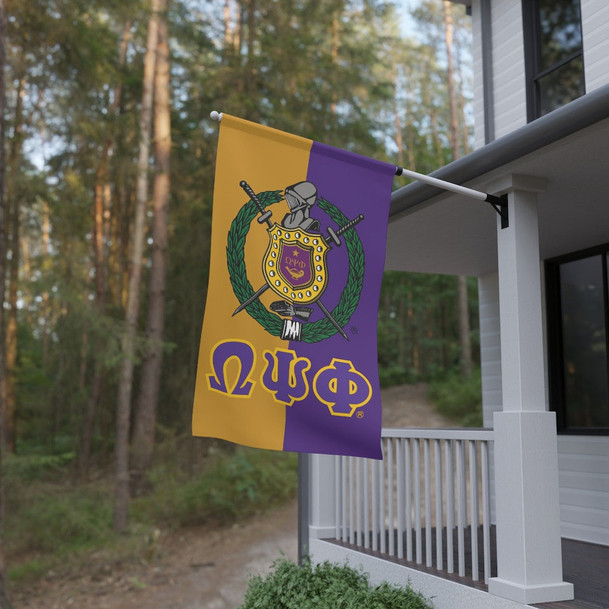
0, 0, 480, 603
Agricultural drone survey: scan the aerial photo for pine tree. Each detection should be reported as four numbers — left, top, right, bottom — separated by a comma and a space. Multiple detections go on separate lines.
114, 0, 161, 531
131, 0, 171, 494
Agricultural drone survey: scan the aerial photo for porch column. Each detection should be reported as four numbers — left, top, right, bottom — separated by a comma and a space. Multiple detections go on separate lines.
487, 174, 574, 605
308, 453, 337, 540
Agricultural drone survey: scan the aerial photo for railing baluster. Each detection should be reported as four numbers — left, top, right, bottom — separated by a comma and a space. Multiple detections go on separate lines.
341, 455, 348, 542
397, 438, 405, 559
405, 438, 413, 561
424, 438, 432, 567
372, 458, 379, 551
435, 439, 443, 571
333, 430, 494, 586
456, 440, 466, 577
363, 459, 370, 549
335, 456, 341, 540
349, 456, 355, 545
446, 439, 455, 574
380, 440, 386, 553
414, 438, 422, 564
469, 441, 480, 581
356, 458, 363, 547
481, 440, 491, 584
388, 438, 395, 556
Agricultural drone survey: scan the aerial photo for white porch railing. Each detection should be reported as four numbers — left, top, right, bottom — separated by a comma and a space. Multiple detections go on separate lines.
332, 428, 495, 584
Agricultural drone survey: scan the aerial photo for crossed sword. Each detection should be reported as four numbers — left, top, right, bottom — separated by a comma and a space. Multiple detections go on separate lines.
233, 180, 364, 341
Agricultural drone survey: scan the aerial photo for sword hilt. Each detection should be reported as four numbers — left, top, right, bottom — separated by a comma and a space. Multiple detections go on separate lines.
326, 213, 364, 247
240, 180, 272, 226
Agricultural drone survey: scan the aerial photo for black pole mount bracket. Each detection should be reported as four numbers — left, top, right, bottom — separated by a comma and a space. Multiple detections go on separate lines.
485, 193, 509, 229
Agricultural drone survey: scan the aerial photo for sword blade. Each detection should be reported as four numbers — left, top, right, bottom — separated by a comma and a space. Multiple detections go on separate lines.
316, 300, 349, 341
233, 283, 270, 316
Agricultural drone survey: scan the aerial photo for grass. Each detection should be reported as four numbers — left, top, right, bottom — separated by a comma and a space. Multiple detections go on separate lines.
427, 367, 483, 427
132, 447, 298, 527
240, 558, 434, 609
3, 445, 298, 583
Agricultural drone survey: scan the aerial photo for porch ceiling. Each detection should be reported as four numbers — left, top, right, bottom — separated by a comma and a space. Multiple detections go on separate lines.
385, 116, 609, 277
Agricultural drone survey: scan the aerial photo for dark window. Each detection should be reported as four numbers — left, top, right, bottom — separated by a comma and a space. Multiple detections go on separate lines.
523, 0, 585, 120
546, 245, 609, 434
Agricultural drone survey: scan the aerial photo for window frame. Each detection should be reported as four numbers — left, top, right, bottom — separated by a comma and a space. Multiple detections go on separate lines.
545, 243, 609, 435
522, 0, 586, 122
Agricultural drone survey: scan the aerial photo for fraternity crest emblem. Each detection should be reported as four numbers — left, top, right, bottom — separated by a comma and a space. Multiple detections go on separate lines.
227, 179, 365, 343
263, 225, 329, 306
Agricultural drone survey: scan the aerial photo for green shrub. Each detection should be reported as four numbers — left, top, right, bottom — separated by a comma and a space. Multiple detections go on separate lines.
240, 558, 433, 609
379, 365, 418, 388
5, 481, 113, 557
3, 452, 75, 482
132, 447, 298, 527
428, 368, 483, 427
5, 445, 298, 582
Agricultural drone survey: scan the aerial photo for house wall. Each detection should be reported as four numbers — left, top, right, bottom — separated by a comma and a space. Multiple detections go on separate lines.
471, 0, 528, 146
471, 0, 609, 148
478, 272, 609, 546
479, 273, 502, 429
479, 274, 500, 523
471, 2, 485, 148
558, 435, 609, 545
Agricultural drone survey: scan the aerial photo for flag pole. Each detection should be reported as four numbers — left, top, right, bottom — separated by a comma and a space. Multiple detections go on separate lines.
209, 110, 508, 228
394, 166, 508, 228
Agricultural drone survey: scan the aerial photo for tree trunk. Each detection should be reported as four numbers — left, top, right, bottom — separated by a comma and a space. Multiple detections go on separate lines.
131, 0, 171, 495
331, 11, 339, 115
457, 276, 472, 377
223, 0, 233, 51
443, 1, 460, 161
392, 64, 404, 167
244, 0, 258, 120
113, 0, 159, 532
3, 75, 25, 454
0, 0, 11, 602
79, 20, 131, 483
444, 0, 472, 377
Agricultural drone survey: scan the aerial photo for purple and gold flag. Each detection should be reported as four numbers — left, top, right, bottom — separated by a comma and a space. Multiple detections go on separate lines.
192, 115, 394, 459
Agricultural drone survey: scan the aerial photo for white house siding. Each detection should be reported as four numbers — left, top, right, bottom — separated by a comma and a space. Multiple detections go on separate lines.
581, 0, 609, 93
479, 273, 502, 428
557, 435, 609, 546
490, 0, 527, 138
479, 273, 501, 524
478, 272, 609, 546
472, 0, 609, 144
471, 1, 486, 149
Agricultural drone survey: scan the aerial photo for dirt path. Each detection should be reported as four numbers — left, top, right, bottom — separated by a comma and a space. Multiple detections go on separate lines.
13, 384, 453, 609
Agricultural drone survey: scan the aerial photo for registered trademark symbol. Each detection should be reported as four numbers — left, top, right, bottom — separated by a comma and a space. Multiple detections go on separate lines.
350, 326, 358, 335
356, 410, 365, 419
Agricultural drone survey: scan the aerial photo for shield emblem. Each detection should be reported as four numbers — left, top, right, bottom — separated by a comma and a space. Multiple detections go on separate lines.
263, 224, 329, 305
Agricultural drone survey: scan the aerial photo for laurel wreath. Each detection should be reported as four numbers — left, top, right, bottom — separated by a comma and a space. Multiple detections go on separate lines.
226, 190, 365, 342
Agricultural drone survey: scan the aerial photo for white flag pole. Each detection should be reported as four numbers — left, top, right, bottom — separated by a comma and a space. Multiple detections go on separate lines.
209, 110, 508, 227
394, 166, 508, 228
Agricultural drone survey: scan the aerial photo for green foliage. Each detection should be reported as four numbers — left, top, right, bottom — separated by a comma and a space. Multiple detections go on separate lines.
4, 446, 298, 579
132, 447, 298, 527
378, 271, 479, 384
4, 480, 113, 558
379, 365, 417, 388
3, 452, 75, 482
427, 367, 483, 427
4, 0, 475, 461
239, 558, 433, 609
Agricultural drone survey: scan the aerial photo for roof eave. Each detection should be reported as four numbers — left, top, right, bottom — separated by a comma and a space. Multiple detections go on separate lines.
390, 83, 609, 220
